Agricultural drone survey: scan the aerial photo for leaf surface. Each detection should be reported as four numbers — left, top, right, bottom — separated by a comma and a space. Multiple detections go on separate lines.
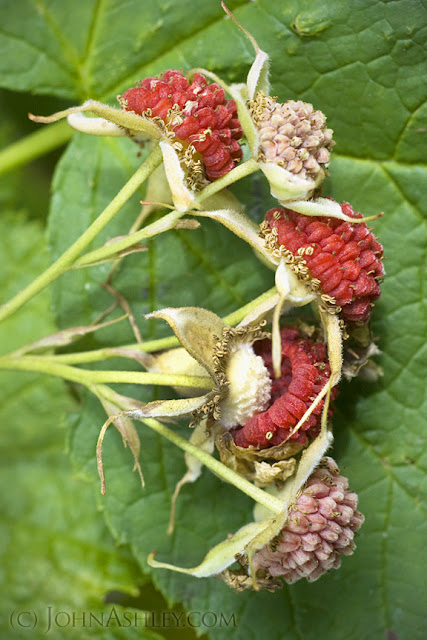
0, 213, 163, 640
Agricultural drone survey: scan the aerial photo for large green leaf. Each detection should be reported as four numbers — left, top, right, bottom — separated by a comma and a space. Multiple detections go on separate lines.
0, 0, 247, 100
0, 213, 166, 640
1, 1, 426, 639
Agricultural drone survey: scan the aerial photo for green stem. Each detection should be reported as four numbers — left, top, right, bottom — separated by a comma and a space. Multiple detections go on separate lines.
222, 286, 277, 326
0, 120, 73, 177
0, 144, 163, 324
197, 157, 259, 203
74, 155, 259, 270
95, 384, 283, 513
51, 338, 180, 364
75, 208, 183, 268
140, 418, 283, 515
0, 355, 212, 389
44, 286, 278, 365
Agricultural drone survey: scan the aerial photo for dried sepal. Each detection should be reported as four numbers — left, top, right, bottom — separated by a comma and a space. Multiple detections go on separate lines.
342, 323, 383, 381
215, 431, 300, 487
221, 2, 270, 100
95, 391, 147, 494
12, 313, 127, 356
217, 567, 282, 593
167, 420, 215, 535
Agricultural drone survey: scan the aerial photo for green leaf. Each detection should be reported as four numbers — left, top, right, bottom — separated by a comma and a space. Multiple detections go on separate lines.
1, 1, 426, 639
0, 0, 248, 100
0, 213, 163, 640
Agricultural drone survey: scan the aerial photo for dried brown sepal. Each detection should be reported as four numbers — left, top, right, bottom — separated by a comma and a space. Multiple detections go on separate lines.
215, 430, 301, 487
217, 567, 282, 593
343, 323, 383, 381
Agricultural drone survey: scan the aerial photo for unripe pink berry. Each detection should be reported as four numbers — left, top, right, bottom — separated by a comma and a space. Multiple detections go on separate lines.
253, 457, 364, 583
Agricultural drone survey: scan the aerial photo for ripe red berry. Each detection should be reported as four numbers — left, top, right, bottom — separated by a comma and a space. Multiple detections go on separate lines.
121, 70, 243, 181
232, 327, 337, 449
262, 202, 385, 323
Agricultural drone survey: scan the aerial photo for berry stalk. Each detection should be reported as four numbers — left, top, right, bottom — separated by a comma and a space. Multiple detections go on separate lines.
0, 144, 163, 324
0, 354, 213, 389
140, 417, 284, 516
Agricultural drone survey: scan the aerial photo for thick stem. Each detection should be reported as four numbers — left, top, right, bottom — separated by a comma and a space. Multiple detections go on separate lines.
0, 355, 212, 389
0, 120, 73, 177
197, 157, 259, 203
139, 418, 283, 515
0, 144, 163, 324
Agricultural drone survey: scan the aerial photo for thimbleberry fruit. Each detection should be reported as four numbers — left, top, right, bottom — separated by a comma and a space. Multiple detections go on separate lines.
252, 457, 365, 584
261, 202, 385, 323
121, 70, 243, 181
250, 93, 334, 182
232, 327, 337, 449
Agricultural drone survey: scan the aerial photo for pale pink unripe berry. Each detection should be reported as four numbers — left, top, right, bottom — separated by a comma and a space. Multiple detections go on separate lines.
252, 457, 364, 584
251, 94, 334, 183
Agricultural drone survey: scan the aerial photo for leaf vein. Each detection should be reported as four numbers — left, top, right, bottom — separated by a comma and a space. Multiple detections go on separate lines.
352, 428, 427, 516
99, 0, 252, 99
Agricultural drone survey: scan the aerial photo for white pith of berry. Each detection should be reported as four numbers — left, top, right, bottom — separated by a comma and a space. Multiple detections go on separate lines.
220, 343, 272, 429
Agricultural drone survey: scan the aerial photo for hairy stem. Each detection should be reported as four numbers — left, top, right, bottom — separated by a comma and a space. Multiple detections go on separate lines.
0, 144, 163, 324
138, 417, 283, 515
0, 355, 212, 389
197, 157, 259, 202
75, 208, 183, 268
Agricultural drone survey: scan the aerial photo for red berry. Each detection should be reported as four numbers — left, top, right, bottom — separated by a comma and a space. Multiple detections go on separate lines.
231, 328, 337, 449
121, 70, 243, 181
263, 201, 385, 323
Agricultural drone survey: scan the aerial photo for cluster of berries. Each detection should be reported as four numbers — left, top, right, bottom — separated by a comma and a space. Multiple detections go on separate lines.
33, 7, 385, 591
121, 66, 383, 587
121, 57, 386, 588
